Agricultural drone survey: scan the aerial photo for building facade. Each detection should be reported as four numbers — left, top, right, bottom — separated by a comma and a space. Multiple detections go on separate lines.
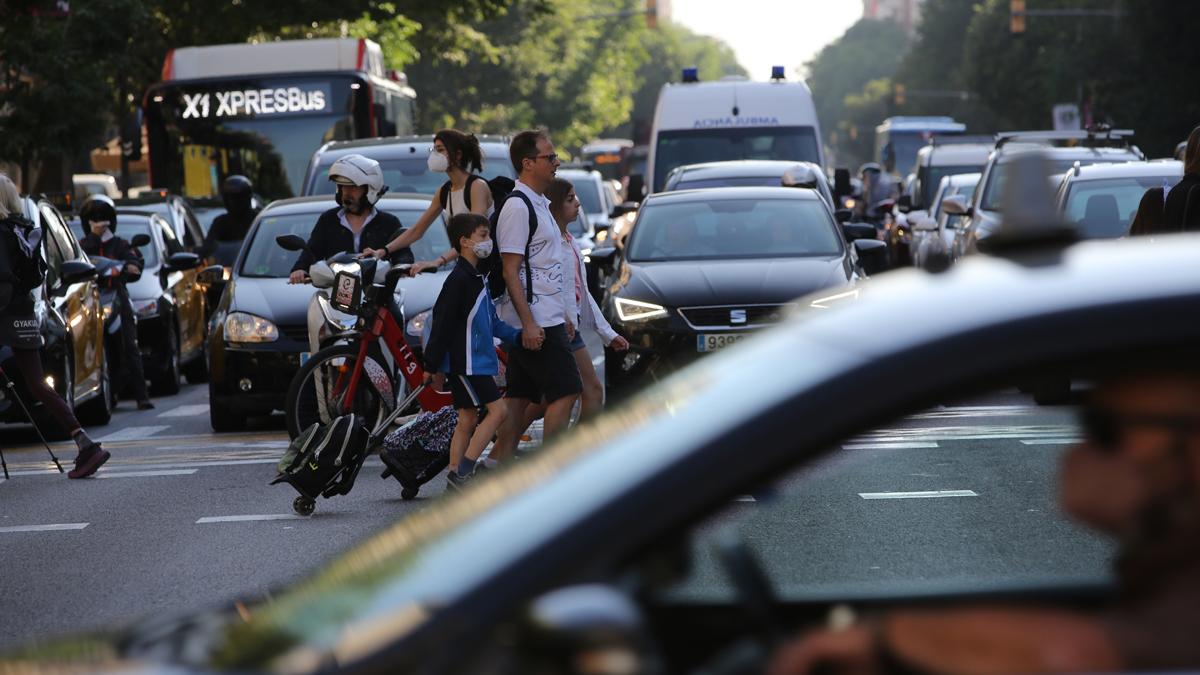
862, 0, 924, 35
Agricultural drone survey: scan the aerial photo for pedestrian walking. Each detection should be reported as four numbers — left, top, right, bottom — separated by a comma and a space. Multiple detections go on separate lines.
545, 177, 629, 420
0, 175, 109, 478
489, 130, 580, 462
417, 213, 521, 490
1164, 125, 1200, 232
367, 129, 493, 271
1129, 187, 1167, 237
78, 195, 155, 410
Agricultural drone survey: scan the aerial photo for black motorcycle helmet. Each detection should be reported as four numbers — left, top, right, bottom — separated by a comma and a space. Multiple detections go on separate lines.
79, 194, 118, 232
221, 175, 254, 215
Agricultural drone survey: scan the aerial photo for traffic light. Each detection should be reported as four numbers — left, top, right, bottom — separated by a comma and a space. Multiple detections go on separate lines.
893, 83, 906, 106
1011, 0, 1026, 34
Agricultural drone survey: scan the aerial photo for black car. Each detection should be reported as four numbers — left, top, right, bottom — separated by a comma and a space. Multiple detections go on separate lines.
597, 187, 885, 392
205, 194, 451, 432
17, 228, 1200, 673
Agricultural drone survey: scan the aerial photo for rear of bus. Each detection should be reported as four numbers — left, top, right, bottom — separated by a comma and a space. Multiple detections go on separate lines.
646, 69, 825, 195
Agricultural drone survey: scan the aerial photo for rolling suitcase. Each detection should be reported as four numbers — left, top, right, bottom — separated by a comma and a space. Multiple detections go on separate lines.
379, 406, 458, 500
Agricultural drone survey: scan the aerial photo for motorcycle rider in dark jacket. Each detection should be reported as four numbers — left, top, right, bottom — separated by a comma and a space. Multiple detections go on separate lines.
77, 195, 154, 410
200, 175, 259, 261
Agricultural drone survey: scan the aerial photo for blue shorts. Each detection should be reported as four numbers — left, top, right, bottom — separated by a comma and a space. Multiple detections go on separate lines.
569, 329, 586, 352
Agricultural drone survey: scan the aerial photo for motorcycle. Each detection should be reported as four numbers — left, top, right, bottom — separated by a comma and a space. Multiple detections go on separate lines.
90, 233, 151, 403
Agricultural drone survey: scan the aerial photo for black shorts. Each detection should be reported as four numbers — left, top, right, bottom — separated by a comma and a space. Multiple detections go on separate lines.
505, 323, 582, 403
449, 374, 502, 410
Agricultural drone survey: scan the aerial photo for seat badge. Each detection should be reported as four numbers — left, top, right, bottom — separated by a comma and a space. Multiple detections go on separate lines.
730, 309, 747, 325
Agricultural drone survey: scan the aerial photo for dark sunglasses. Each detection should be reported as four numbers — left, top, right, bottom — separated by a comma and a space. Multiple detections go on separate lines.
529, 153, 559, 163
1079, 406, 1200, 451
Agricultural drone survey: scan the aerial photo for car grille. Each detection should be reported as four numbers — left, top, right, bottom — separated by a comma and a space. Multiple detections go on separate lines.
279, 325, 310, 343
678, 304, 794, 330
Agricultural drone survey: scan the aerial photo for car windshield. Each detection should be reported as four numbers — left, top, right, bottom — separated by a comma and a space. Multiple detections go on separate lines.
627, 197, 839, 262
653, 127, 821, 193
921, 164, 983, 207
240, 207, 451, 278
111, 221, 160, 268
982, 157, 1130, 211
675, 175, 781, 190
308, 156, 515, 196
1064, 174, 1179, 238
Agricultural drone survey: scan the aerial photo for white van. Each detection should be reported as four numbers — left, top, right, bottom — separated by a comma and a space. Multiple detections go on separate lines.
646, 68, 825, 194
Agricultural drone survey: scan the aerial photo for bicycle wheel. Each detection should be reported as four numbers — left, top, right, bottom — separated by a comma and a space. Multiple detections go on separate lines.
285, 343, 388, 439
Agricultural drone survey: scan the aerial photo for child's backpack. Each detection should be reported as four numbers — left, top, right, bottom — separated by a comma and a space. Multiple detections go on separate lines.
274, 414, 370, 498
0, 216, 47, 292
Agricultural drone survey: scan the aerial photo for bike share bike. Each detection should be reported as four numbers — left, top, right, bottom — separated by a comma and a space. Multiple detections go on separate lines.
272, 235, 506, 512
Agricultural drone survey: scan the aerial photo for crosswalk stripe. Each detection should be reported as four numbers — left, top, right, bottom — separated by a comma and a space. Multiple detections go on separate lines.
97, 469, 198, 479
97, 425, 172, 442
843, 442, 939, 450
859, 490, 978, 500
196, 514, 304, 524
0, 523, 89, 533
156, 404, 211, 418
1020, 438, 1082, 445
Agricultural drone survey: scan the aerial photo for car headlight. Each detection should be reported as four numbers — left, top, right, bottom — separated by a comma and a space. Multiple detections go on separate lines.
809, 288, 860, 310
595, 229, 609, 243
132, 299, 158, 319
614, 298, 667, 322
224, 311, 279, 343
407, 310, 430, 337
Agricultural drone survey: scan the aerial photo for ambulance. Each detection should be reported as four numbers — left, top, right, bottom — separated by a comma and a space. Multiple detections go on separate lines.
646, 67, 825, 194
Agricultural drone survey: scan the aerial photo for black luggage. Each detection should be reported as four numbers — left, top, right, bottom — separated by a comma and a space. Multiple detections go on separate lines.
380, 406, 458, 500
271, 413, 370, 515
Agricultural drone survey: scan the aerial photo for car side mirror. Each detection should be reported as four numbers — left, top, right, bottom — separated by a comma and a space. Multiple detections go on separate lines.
833, 168, 852, 201
275, 234, 307, 252
587, 247, 619, 273
196, 264, 226, 286
520, 585, 654, 673
834, 209, 852, 224
897, 194, 913, 214
853, 239, 890, 276
58, 260, 97, 288
625, 174, 646, 203
841, 222, 876, 241
130, 233, 152, 248
164, 252, 201, 272
941, 195, 971, 217
609, 202, 639, 219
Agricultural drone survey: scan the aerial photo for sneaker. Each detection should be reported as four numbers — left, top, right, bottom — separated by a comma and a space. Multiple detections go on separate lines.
446, 471, 474, 492
68, 443, 110, 479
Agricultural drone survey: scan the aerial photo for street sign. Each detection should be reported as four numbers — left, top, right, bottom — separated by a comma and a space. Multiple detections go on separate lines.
1052, 104, 1081, 131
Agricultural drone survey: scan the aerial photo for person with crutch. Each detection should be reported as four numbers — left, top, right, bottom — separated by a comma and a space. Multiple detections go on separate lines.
0, 174, 108, 479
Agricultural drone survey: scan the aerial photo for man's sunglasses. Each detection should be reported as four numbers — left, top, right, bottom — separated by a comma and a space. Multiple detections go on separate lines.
529, 153, 559, 163
1079, 406, 1200, 451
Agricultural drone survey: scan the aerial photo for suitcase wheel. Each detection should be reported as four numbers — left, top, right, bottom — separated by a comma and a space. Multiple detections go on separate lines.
401, 486, 419, 500
293, 495, 316, 516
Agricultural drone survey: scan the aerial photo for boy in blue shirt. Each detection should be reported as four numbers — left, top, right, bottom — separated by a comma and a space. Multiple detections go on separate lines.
422, 213, 521, 490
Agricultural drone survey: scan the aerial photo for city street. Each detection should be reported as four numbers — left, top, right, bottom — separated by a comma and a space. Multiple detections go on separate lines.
0, 382, 1098, 649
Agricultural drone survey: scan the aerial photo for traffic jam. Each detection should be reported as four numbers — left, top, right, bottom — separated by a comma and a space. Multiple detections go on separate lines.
2, 4, 1200, 673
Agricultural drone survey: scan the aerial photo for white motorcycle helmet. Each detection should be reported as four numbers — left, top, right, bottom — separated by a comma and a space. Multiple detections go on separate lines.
328, 153, 388, 209
781, 164, 821, 190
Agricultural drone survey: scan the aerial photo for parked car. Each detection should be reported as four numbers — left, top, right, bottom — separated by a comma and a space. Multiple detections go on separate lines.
661, 159, 835, 210
72, 211, 209, 394
912, 172, 980, 270
301, 135, 513, 197
950, 130, 1145, 258
205, 194, 451, 431
1053, 159, 1183, 239
1, 197, 110, 435
595, 186, 886, 394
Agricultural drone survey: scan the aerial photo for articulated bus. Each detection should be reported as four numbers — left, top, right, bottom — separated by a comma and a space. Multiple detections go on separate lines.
144, 38, 416, 201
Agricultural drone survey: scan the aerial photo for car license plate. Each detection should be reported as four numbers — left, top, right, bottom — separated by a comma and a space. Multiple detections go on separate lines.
300, 352, 311, 366
697, 333, 743, 352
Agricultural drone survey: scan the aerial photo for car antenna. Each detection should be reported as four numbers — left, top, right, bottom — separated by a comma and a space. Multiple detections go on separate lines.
977, 151, 1077, 262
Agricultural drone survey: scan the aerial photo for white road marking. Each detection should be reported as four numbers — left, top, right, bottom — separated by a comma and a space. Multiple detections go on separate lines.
859, 490, 979, 500
0, 523, 89, 533
156, 404, 210, 418
842, 442, 939, 450
734, 495, 756, 502
97, 469, 198, 479
850, 425, 1079, 443
196, 514, 305, 524
98, 425, 171, 442
1020, 439, 1082, 445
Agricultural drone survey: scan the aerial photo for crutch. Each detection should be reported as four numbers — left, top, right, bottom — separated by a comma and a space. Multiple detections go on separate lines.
0, 365, 65, 474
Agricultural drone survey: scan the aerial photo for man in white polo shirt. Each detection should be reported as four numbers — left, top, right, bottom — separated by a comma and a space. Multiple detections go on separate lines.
491, 129, 581, 461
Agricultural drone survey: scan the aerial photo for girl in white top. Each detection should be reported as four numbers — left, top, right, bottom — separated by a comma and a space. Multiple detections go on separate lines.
546, 177, 629, 420
367, 129, 492, 269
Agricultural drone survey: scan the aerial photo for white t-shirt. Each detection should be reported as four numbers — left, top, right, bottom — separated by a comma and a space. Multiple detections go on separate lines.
443, 181, 494, 221
496, 180, 568, 329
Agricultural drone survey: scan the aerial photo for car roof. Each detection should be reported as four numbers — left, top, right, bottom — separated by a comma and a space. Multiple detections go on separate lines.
646, 185, 823, 203
256, 193, 432, 217
996, 145, 1142, 162
1062, 159, 1183, 181
556, 168, 603, 183
312, 135, 511, 160
917, 143, 993, 166
673, 160, 826, 180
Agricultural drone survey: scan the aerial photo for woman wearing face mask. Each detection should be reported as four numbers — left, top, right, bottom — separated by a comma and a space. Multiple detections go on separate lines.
0, 177, 110, 478
78, 195, 154, 410
366, 129, 492, 273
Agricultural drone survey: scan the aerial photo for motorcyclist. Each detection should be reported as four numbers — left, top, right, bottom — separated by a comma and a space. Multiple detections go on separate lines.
288, 154, 412, 284
77, 195, 154, 410
853, 162, 898, 224
200, 175, 258, 262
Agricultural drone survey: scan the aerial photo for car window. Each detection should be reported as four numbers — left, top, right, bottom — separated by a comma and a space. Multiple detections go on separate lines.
1064, 175, 1179, 238
675, 176, 782, 191
627, 198, 841, 262
654, 385, 1110, 604
159, 216, 185, 255
982, 157, 1130, 211
120, 221, 161, 268
40, 205, 73, 286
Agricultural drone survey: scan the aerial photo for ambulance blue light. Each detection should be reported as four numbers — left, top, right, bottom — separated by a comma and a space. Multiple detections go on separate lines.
682, 67, 699, 83
771, 66, 786, 80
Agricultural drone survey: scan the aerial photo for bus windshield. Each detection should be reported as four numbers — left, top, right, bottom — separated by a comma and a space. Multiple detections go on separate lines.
146, 75, 367, 201
653, 126, 820, 193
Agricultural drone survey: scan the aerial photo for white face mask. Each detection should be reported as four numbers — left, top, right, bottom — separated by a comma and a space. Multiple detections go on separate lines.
472, 238, 494, 258
427, 151, 450, 173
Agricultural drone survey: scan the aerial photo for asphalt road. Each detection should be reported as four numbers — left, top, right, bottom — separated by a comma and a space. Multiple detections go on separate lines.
0, 381, 1101, 651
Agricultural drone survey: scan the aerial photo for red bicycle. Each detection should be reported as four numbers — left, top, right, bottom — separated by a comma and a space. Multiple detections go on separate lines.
277, 236, 505, 439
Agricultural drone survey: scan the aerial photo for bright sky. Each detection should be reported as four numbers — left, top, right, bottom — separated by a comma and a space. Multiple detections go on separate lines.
670, 0, 861, 81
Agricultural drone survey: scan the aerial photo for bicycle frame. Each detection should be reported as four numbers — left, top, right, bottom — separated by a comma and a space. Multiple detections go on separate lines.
337, 305, 452, 415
